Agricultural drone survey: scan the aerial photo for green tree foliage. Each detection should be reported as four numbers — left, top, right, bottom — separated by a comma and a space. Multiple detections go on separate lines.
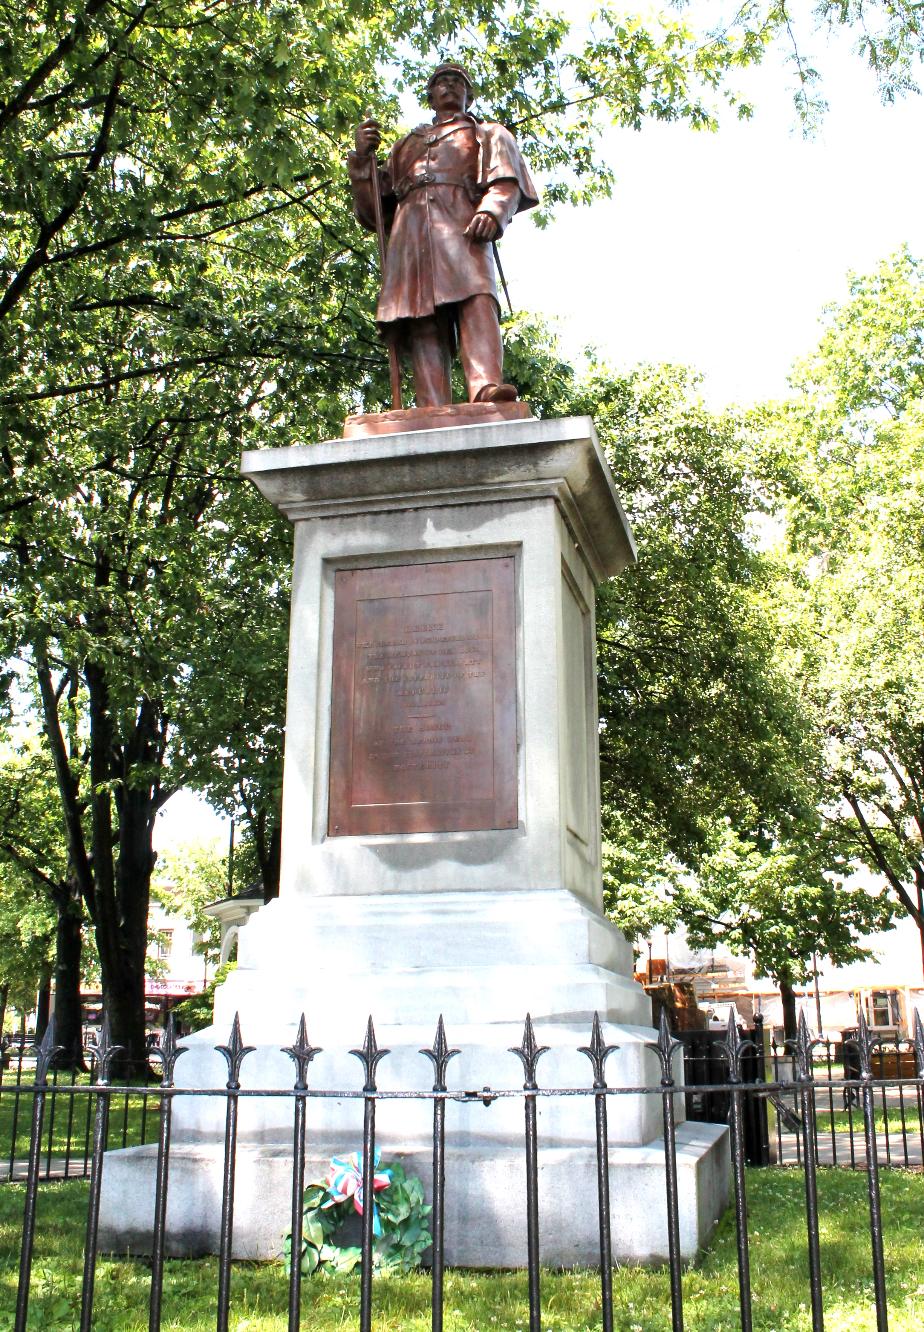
762, 248, 924, 971
586, 366, 896, 1008
504, 325, 883, 1003
152, 841, 227, 967
0, 728, 84, 1055
2, 0, 922, 1063
684, 822, 890, 980
0, 0, 809, 1065
0, 863, 55, 1030
171, 959, 236, 1034
584, 366, 818, 856
805, 0, 924, 105
601, 815, 894, 1038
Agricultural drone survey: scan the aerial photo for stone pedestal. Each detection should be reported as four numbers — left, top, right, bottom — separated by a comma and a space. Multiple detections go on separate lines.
99, 415, 729, 1263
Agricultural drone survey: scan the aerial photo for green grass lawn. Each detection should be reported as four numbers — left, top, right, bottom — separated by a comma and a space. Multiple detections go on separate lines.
812, 1107, 923, 1137
0, 1079, 159, 1165
0, 1168, 923, 1329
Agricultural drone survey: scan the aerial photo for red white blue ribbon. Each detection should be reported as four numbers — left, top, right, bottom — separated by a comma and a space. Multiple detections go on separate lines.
323, 1151, 392, 1235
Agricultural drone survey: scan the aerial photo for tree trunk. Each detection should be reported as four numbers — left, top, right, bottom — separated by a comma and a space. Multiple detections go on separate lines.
261, 818, 281, 903
916, 864, 924, 983
779, 977, 798, 1042
81, 663, 153, 1078
77, 884, 151, 1074
252, 804, 282, 902
103, 963, 150, 1081
35, 648, 98, 1062
34, 969, 52, 1041
106, 781, 157, 1079
51, 886, 85, 1069
37, 647, 167, 1080
0, 982, 8, 1037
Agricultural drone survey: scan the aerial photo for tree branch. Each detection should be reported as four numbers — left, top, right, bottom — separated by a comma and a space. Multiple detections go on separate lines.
844, 789, 923, 927
0, 494, 39, 517
0, 62, 123, 320
0, 839, 62, 896
159, 180, 333, 242
33, 649, 94, 904
43, 173, 332, 271
0, 0, 112, 136
69, 293, 180, 314
0, 345, 376, 405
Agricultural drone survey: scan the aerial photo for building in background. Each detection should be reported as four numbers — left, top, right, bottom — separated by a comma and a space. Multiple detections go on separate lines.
201, 881, 266, 965
143, 896, 214, 1024
639, 914, 924, 1041
76, 897, 214, 1034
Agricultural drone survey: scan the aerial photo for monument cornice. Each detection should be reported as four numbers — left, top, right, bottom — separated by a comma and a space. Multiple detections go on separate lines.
241, 415, 636, 581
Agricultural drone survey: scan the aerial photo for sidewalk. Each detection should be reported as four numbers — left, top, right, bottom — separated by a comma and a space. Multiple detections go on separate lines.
776, 1131, 923, 1168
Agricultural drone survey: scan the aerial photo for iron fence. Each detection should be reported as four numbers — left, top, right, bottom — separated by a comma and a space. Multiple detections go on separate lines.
6, 1020, 924, 1188
0, 1034, 161, 1183
678, 1019, 771, 1165
3, 1007, 923, 1332
675, 1020, 924, 1173
766, 1029, 924, 1171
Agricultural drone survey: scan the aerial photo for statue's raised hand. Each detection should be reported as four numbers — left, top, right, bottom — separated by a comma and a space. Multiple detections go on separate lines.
354, 118, 381, 157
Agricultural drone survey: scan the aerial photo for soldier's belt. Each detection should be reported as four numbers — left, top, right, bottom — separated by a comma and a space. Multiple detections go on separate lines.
394, 172, 481, 201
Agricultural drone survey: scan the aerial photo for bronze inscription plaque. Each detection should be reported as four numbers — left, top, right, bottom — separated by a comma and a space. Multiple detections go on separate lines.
328, 557, 517, 836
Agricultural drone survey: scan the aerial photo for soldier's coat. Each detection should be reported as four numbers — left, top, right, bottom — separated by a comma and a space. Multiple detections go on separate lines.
349, 113, 538, 327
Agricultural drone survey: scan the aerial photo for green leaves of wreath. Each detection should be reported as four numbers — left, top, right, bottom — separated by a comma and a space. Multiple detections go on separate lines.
284, 1160, 432, 1276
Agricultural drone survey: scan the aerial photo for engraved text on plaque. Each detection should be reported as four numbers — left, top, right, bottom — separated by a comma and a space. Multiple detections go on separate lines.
328, 557, 517, 835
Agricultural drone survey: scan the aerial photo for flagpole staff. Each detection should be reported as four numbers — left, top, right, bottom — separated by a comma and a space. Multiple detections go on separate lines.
365, 108, 403, 410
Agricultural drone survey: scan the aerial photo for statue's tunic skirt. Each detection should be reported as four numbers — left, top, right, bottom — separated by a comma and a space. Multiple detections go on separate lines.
348, 116, 538, 328
381, 180, 499, 320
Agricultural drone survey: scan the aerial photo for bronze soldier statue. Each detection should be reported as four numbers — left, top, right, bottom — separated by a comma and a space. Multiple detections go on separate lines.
349, 63, 539, 409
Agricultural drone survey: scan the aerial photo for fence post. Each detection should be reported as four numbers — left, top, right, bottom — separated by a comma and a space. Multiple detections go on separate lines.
792, 1012, 824, 1331
578, 1012, 619, 1332
215, 1013, 255, 1332
748, 1013, 771, 1167
720, 1012, 753, 1332
282, 1014, 321, 1332
79, 1015, 124, 1332
351, 1016, 390, 1332
149, 1016, 188, 1332
650, 1011, 684, 1332
421, 1015, 460, 1332
853, 1011, 889, 1332
14, 1019, 64, 1332
913, 1011, 924, 1165
510, 1014, 549, 1332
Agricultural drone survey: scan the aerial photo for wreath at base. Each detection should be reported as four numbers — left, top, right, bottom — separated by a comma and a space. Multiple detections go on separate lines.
284, 1151, 432, 1277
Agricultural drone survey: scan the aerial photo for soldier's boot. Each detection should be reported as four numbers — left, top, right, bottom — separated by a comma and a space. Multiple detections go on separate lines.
458, 293, 518, 402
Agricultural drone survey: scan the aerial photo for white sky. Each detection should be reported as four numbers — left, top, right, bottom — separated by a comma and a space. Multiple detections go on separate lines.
154, 789, 227, 854
507, 36, 924, 407
158, 31, 924, 847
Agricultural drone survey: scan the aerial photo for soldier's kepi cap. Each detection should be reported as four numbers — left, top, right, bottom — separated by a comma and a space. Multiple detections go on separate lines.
426, 62, 476, 96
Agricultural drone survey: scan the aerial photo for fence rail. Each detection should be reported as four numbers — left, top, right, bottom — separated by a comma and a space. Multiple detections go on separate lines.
3, 1006, 923, 1332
